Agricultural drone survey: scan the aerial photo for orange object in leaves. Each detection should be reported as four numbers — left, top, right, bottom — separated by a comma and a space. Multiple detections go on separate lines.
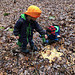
24, 5, 42, 18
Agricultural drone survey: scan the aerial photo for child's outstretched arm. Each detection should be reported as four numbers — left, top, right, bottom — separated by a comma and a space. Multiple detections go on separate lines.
35, 22, 45, 35
34, 22, 47, 43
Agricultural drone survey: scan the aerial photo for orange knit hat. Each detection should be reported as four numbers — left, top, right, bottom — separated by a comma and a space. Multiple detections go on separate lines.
24, 5, 42, 18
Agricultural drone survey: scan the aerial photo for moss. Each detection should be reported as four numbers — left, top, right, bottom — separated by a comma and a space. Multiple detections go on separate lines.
4, 13, 10, 16
0, 26, 5, 30
9, 28, 14, 31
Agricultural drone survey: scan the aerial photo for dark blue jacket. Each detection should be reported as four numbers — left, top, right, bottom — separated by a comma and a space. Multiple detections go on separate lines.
13, 14, 45, 43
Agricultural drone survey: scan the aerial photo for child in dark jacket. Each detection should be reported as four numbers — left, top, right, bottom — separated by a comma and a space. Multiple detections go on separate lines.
13, 5, 46, 53
44, 24, 61, 45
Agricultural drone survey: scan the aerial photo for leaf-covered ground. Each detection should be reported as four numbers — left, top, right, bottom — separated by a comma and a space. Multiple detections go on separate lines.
0, 0, 75, 75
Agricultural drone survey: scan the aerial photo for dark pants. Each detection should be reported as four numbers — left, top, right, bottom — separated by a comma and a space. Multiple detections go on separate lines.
17, 34, 34, 50
22, 39, 34, 50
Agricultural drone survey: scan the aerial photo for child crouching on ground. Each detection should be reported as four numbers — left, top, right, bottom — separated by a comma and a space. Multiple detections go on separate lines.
43, 24, 61, 45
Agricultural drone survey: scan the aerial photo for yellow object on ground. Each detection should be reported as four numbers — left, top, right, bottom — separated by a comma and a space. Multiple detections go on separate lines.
41, 45, 63, 63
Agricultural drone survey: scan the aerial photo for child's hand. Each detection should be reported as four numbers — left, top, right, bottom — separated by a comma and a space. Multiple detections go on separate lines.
16, 36, 19, 39
57, 35, 61, 38
45, 34, 48, 39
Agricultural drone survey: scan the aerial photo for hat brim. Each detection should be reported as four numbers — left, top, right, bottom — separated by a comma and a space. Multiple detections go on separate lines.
24, 11, 41, 18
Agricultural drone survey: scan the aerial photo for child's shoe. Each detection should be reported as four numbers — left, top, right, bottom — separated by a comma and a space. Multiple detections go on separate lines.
21, 49, 30, 53
31, 45, 38, 51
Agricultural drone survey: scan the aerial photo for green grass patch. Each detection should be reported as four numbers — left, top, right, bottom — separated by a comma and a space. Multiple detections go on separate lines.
9, 28, 14, 31
49, 16, 55, 20
4, 13, 10, 16
0, 26, 5, 30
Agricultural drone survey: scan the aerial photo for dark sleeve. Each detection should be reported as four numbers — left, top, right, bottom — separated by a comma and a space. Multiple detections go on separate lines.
13, 18, 23, 36
34, 22, 45, 35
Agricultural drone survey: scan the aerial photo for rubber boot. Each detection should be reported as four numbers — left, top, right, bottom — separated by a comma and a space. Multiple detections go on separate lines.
21, 49, 29, 53
31, 45, 38, 51
21, 46, 29, 53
